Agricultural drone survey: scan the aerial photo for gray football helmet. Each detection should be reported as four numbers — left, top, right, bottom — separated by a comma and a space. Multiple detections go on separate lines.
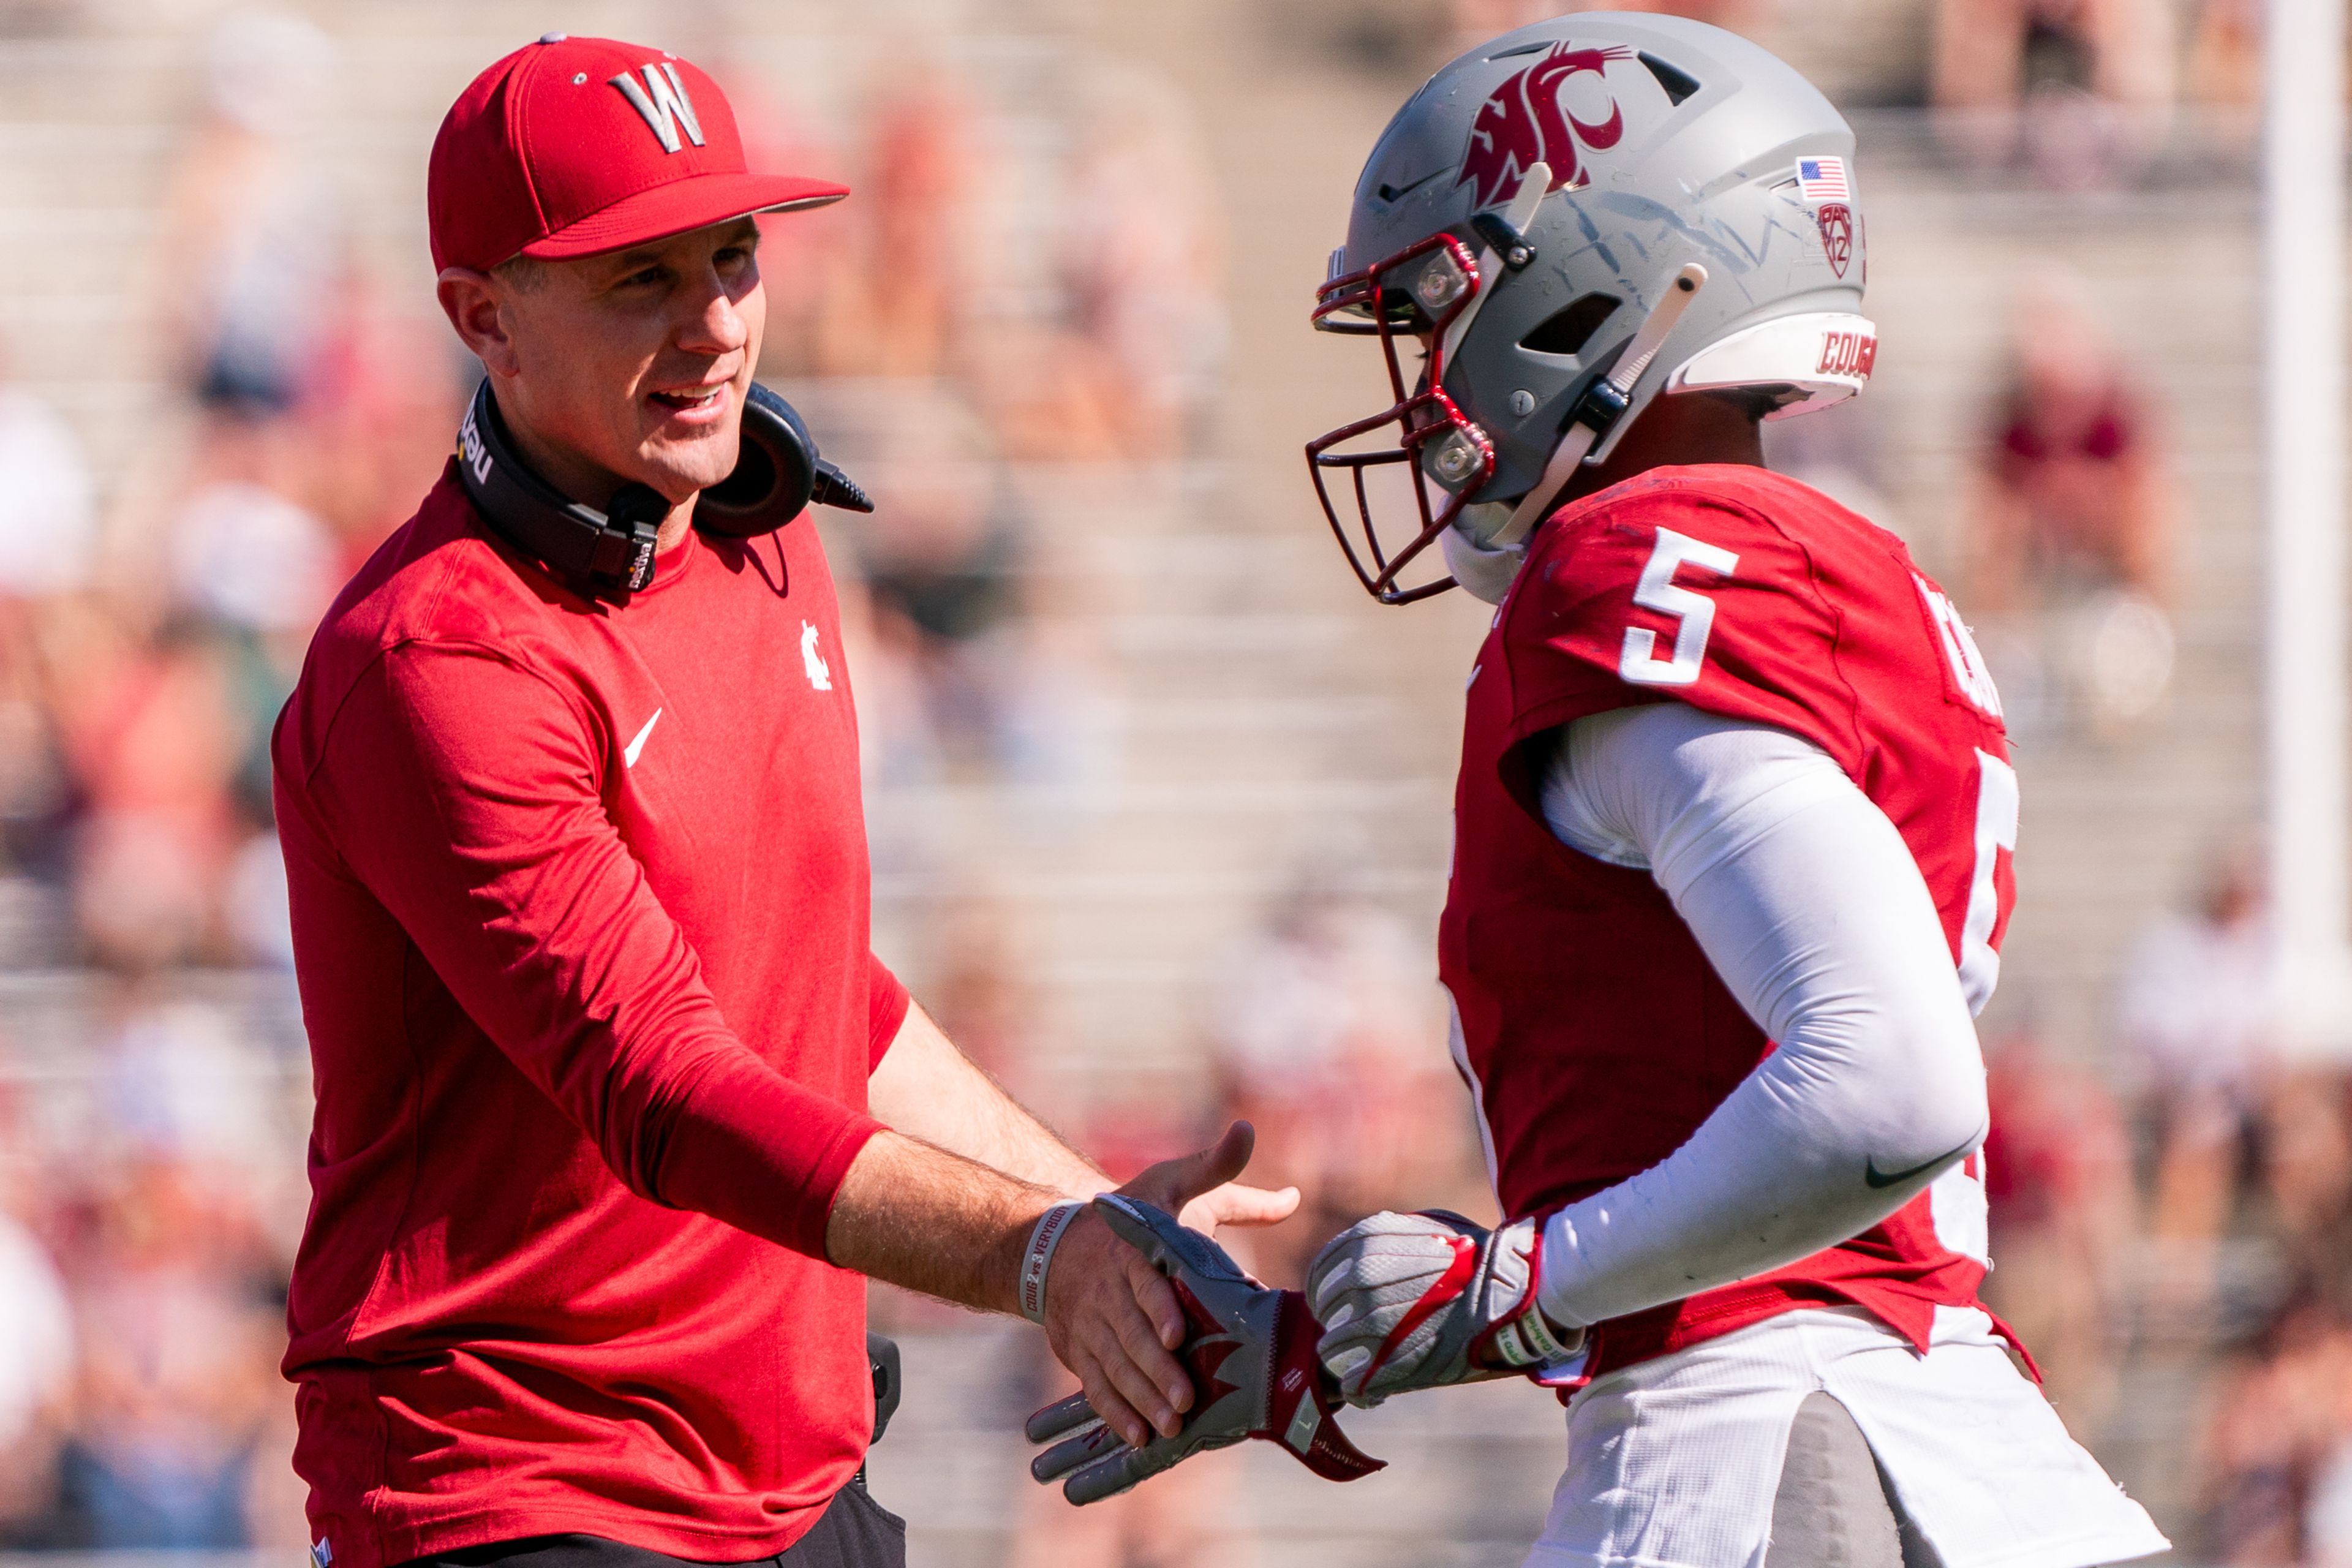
1306, 13, 1878, 604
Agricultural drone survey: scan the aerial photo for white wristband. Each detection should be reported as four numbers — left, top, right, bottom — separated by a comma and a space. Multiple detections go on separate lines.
1491, 1302, 1577, 1368
1019, 1200, 1084, 1324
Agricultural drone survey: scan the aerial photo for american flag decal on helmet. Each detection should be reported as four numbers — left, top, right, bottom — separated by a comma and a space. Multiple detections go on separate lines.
1795, 156, 1849, 206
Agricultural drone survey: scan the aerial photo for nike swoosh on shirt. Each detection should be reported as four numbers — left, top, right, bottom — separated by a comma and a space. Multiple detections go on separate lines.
624, 708, 663, 769
1863, 1133, 1980, 1190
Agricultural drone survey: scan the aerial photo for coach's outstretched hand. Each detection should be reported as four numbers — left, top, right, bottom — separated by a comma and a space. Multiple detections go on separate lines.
1035, 1122, 1295, 1457
1028, 1193, 1385, 1506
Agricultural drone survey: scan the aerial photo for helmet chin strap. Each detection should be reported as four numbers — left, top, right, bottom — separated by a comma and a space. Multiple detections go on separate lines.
1487, 261, 1710, 548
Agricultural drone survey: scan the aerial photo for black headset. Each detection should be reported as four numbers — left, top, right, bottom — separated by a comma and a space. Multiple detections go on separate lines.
455, 378, 874, 597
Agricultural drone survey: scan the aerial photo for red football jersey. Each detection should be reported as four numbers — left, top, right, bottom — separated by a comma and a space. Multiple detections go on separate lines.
1440, 464, 2020, 1378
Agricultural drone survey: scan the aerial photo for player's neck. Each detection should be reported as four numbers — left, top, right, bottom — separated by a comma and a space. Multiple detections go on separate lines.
1559, 394, 1766, 505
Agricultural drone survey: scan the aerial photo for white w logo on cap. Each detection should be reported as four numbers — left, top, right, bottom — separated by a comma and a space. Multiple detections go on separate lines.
609, 62, 704, 154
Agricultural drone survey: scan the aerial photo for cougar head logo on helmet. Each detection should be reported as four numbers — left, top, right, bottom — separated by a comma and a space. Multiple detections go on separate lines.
1307, 14, 1879, 605
1457, 42, 1632, 209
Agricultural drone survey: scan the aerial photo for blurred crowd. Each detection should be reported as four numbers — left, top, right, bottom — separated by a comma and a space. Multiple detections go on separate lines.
1978, 842, 2352, 1568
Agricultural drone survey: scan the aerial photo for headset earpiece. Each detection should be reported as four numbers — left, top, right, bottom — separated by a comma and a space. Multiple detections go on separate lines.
695, 383, 877, 535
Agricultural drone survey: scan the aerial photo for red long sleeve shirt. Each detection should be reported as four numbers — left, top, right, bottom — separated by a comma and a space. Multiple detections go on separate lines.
273, 464, 908, 1568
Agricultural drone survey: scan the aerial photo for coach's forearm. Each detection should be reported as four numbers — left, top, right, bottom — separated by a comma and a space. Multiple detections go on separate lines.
869, 1003, 1106, 1199
824, 1126, 1060, 1313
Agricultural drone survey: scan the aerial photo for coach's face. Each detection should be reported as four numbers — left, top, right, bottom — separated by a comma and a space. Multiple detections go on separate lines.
440, 217, 767, 511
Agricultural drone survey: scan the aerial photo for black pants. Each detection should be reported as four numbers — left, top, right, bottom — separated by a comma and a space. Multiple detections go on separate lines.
400, 1485, 906, 1568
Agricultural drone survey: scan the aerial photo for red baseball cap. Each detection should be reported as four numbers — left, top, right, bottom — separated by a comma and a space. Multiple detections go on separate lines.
428, 33, 847, 273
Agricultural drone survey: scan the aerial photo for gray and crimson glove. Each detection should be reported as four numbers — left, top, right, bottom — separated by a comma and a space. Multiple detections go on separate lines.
1025, 1194, 1385, 1504
1306, 1209, 1585, 1406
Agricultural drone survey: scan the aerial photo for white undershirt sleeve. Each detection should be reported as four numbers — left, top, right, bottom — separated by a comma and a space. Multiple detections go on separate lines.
1528, 703, 1991, 1332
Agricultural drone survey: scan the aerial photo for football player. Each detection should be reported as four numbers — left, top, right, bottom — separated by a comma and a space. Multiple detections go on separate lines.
1031, 14, 2171, 1567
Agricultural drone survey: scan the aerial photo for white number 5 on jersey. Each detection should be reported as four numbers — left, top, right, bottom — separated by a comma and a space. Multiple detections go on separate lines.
1621, 529, 1740, 687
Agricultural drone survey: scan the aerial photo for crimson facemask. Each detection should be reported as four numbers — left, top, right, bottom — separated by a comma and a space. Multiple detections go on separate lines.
1305, 233, 1496, 606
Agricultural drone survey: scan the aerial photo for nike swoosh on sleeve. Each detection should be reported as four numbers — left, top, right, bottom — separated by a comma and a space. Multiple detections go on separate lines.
624, 708, 663, 769
1863, 1134, 1980, 1190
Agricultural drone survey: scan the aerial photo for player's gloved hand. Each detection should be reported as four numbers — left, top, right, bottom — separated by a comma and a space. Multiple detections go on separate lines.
1306, 1209, 1585, 1407
1026, 1194, 1385, 1504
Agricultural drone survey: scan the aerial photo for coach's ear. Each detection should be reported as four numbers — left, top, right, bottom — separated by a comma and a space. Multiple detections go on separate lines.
437, 267, 518, 379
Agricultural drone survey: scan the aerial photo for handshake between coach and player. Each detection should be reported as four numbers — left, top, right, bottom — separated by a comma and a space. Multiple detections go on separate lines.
1022, 1193, 1577, 1504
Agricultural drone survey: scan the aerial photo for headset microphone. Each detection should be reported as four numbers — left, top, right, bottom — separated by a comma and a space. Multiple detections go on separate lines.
455, 379, 873, 598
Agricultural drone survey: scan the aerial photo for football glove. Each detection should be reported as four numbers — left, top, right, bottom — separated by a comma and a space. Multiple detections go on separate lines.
1306, 1209, 1585, 1407
1025, 1194, 1385, 1504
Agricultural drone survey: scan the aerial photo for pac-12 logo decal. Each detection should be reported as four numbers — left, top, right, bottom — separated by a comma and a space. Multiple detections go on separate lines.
1457, 42, 1632, 209
1816, 202, 1854, 278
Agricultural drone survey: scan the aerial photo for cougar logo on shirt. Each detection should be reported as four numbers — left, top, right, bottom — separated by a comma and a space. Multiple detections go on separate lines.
800, 621, 832, 691
1457, 42, 1632, 209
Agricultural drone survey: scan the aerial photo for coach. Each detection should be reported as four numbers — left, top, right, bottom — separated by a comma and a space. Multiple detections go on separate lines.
271, 34, 1286, 1568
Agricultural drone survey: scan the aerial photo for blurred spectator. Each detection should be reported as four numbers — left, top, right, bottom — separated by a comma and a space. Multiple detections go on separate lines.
2119, 846, 2272, 1114
0, 379, 97, 603
982, 68, 1226, 462
2198, 1288, 2352, 1566
17, 976, 300, 1548
0, 375, 95, 887
2314, 1429, 2352, 1568
48, 1156, 279, 1548
164, 415, 337, 641
1931, 0, 2173, 184
2184, 0, 2261, 107
147, 12, 339, 417
1449, 0, 1766, 45
1207, 886, 1480, 1287
2116, 846, 2272, 1309
839, 383, 1119, 822
224, 818, 293, 970
730, 72, 856, 383
812, 64, 987, 382
53, 617, 247, 969
1980, 1023, 2136, 1434
919, 896, 1046, 1093
294, 270, 470, 577
0, 1205, 72, 1538
2264, 1071, 2352, 1313
0, 1043, 70, 1540
1968, 276, 2177, 737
